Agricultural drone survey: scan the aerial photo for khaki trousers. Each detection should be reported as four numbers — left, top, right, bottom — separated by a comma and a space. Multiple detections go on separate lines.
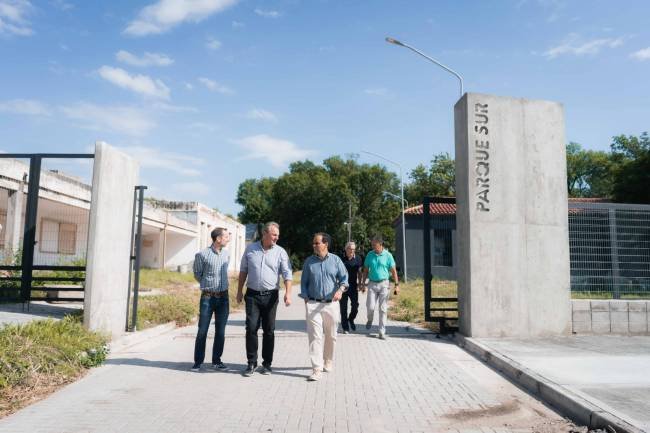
367, 280, 390, 334
305, 300, 339, 370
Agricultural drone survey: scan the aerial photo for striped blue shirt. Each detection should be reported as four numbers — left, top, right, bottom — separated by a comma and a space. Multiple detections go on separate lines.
193, 245, 229, 293
240, 241, 293, 291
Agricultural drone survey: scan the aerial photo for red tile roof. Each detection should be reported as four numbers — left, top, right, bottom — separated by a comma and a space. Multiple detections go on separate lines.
403, 197, 612, 216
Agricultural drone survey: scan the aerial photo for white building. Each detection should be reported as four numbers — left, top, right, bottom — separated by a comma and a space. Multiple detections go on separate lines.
0, 158, 245, 275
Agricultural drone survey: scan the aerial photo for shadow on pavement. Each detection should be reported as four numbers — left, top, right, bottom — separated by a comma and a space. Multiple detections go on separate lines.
0, 302, 81, 318
104, 358, 311, 379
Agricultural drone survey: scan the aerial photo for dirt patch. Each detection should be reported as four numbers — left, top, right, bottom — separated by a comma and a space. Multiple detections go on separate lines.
441, 398, 580, 432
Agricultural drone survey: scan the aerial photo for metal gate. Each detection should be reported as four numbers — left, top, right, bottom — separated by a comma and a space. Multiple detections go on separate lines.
0, 153, 94, 304
422, 196, 459, 334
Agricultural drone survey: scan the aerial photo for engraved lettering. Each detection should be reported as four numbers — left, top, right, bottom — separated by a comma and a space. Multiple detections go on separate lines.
473, 102, 490, 211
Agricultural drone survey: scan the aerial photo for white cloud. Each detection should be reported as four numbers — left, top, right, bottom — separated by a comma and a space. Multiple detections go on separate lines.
630, 47, 650, 61
231, 20, 244, 28
124, 0, 239, 36
151, 102, 198, 112
205, 37, 221, 50
364, 88, 388, 96
198, 77, 233, 94
0, 0, 34, 36
172, 181, 210, 195
0, 98, 51, 116
51, 0, 73, 11
254, 8, 281, 18
98, 66, 170, 99
543, 34, 624, 59
60, 103, 156, 136
236, 134, 315, 168
184, 81, 194, 90
246, 108, 277, 123
116, 50, 174, 67
117, 146, 203, 176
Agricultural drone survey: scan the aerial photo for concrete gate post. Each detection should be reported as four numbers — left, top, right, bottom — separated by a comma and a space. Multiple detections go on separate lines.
84, 142, 139, 338
455, 93, 571, 337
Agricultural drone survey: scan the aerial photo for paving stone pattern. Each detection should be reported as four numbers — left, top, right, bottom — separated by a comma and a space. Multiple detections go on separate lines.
0, 292, 572, 433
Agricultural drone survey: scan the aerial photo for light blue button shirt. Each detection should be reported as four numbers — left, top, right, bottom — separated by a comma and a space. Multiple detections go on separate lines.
240, 242, 293, 291
300, 253, 348, 300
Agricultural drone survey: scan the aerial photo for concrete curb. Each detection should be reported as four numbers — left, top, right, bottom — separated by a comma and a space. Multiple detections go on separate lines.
455, 335, 644, 433
109, 322, 177, 355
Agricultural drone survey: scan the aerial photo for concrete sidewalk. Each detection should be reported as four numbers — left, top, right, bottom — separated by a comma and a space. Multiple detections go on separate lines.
461, 336, 650, 433
0, 291, 580, 433
0, 301, 82, 326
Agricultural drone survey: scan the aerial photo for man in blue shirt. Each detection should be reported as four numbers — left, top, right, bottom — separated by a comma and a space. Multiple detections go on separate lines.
237, 222, 293, 377
300, 233, 348, 381
191, 227, 230, 372
361, 235, 400, 340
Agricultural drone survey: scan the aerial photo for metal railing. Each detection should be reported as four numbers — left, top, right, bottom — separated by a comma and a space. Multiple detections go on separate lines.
569, 202, 650, 299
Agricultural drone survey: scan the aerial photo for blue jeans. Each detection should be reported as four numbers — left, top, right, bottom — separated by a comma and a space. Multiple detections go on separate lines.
194, 294, 229, 366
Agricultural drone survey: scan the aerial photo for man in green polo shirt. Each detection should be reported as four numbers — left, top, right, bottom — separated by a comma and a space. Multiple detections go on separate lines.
360, 235, 399, 339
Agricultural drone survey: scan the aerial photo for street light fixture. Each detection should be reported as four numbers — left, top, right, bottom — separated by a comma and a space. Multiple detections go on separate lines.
362, 150, 408, 282
385, 36, 464, 98
383, 191, 409, 209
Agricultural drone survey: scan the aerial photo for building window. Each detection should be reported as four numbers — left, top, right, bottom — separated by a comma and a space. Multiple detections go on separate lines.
39, 219, 77, 255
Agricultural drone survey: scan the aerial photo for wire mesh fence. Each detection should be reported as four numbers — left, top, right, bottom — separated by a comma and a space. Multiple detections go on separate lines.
569, 203, 650, 299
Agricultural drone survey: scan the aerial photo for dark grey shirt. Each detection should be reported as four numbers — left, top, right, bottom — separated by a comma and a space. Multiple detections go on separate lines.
240, 241, 292, 291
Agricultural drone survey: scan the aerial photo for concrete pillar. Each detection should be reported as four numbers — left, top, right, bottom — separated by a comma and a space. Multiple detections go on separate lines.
455, 93, 571, 337
4, 186, 25, 253
84, 142, 139, 338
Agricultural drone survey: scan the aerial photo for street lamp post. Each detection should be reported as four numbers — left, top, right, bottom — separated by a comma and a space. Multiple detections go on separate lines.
385, 37, 464, 98
362, 150, 408, 283
383, 191, 409, 209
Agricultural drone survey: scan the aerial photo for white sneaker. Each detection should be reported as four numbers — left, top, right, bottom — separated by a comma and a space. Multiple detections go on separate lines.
378, 332, 387, 340
323, 360, 334, 372
308, 369, 322, 381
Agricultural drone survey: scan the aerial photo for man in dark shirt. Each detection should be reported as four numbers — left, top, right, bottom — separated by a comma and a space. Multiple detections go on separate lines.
340, 241, 363, 333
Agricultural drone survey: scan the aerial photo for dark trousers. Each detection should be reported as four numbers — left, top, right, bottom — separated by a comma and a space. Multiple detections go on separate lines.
339, 285, 359, 331
245, 289, 279, 367
194, 295, 229, 366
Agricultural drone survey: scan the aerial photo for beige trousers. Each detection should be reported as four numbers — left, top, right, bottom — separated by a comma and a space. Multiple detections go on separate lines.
305, 300, 339, 370
367, 280, 390, 334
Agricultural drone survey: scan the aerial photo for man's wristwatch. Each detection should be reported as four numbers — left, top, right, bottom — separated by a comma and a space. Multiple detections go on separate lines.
339, 286, 348, 293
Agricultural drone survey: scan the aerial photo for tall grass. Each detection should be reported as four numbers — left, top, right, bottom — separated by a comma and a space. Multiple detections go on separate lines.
0, 313, 107, 417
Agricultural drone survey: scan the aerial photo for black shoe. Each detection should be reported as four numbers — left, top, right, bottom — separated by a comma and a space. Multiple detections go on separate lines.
191, 363, 201, 372
243, 364, 256, 377
212, 362, 227, 371
259, 365, 272, 375
349, 321, 356, 331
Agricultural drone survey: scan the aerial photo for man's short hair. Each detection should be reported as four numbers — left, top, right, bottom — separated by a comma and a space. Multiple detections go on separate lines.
315, 232, 331, 247
345, 241, 356, 250
370, 235, 383, 245
262, 221, 280, 234
211, 227, 227, 242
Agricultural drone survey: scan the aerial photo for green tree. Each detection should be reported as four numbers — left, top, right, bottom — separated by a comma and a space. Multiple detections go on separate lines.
235, 156, 400, 268
565, 142, 613, 198
404, 152, 455, 205
611, 132, 650, 203
235, 177, 276, 223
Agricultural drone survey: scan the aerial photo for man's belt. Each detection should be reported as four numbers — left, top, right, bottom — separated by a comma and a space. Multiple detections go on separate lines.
308, 297, 333, 303
201, 291, 228, 298
246, 288, 277, 296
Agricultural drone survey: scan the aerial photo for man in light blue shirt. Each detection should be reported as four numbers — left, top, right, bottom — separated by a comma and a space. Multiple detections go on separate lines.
300, 232, 348, 381
361, 235, 399, 339
237, 222, 293, 376
191, 227, 230, 372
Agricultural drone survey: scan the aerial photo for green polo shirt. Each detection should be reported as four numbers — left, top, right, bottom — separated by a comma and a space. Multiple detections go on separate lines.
364, 250, 396, 282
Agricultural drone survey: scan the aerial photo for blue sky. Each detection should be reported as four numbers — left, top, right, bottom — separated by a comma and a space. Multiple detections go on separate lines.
1, 0, 648, 216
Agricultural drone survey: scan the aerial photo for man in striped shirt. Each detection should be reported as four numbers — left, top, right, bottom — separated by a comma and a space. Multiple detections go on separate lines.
191, 227, 231, 372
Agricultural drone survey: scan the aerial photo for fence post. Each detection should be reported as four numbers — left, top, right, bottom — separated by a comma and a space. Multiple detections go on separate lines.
608, 209, 621, 299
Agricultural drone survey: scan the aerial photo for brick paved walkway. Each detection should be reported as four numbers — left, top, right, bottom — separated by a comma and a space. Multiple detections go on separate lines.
0, 291, 577, 433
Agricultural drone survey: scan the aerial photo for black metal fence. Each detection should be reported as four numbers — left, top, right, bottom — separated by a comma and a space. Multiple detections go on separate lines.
569, 202, 650, 299
0, 154, 94, 304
